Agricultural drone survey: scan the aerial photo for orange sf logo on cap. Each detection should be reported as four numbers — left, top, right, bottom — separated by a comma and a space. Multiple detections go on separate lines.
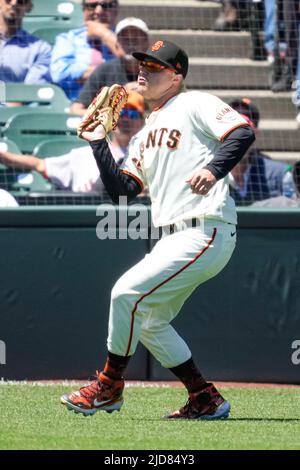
151, 41, 164, 51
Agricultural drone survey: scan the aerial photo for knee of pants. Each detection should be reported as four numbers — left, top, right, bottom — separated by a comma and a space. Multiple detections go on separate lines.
110, 278, 138, 313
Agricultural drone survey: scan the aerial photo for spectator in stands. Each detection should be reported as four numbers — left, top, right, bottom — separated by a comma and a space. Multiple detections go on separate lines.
214, 0, 240, 31
252, 160, 300, 207
0, 0, 51, 84
265, 0, 299, 92
50, 0, 122, 100
228, 97, 288, 205
293, 3, 300, 123
0, 92, 145, 194
71, 17, 149, 116
215, 1, 265, 60
0, 188, 18, 207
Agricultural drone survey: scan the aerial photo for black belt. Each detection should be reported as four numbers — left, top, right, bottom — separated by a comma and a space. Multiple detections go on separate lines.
158, 217, 198, 237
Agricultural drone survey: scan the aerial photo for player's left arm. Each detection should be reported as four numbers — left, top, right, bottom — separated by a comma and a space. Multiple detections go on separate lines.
187, 125, 255, 195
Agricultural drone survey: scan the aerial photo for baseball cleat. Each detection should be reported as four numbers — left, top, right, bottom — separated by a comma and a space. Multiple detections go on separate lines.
165, 383, 230, 420
60, 371, 124, 417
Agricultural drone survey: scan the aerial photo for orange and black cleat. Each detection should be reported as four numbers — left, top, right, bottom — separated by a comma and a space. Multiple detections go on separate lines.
61, 371, 124, 416
165, 383, 230, 420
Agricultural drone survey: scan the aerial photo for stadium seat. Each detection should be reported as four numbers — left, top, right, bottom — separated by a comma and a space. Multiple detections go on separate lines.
0, 138, 53, 193
0, 138, 25, 190
33, 136, 88, 158
24, 0, 83, 31
4, 83, 71, 110
12, 171, 53, 193
26, 0, 82, 18
29, 25, 73, 46
0, 108, 50, 134
2, 113, 81, 154
0, 137, 21, 155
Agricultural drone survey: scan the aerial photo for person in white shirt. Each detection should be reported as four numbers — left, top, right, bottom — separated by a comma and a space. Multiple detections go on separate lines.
61, 40, 255, 420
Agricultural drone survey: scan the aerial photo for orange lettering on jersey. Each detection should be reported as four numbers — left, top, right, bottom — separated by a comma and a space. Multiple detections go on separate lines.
167, 129, 181, 150
216, 106, 234, 121
146, 130, 158, 148
158, 128, 168, 146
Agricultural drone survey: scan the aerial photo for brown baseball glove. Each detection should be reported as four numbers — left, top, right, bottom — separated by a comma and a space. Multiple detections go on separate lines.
77, 84, 128, 138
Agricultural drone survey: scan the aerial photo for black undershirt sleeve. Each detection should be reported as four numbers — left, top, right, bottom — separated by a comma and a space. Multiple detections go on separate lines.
90, 139, 142, 204
204, 125, 256, 180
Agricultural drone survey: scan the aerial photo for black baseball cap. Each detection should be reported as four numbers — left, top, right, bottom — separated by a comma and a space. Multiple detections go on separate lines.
229, 98, 260, 128
132, 40, 189, 78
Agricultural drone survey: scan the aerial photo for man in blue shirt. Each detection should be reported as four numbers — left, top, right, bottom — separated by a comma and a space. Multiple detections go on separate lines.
0, 0, 51, 84
50, 0, 122, 100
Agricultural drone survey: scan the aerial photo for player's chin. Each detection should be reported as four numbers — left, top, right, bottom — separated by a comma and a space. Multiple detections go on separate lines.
136, 83, 148, 97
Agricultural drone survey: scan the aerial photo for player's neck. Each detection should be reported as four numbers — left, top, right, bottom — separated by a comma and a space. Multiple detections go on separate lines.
149, 89, 180, 113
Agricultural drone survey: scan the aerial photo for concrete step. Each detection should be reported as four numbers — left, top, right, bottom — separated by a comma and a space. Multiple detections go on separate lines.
149, 30, 251, 58
119, 0, 220, 30
201, 90, 296, 120
267, 151, 300, 162
256, 120, 300, 151
186, 58, 270, 89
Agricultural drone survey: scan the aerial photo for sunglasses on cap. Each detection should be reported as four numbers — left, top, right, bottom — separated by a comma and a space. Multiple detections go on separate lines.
120, 109, 143, 120
83, 1, 117, 10
5, 0, 31, 5
139, 60, 176, 74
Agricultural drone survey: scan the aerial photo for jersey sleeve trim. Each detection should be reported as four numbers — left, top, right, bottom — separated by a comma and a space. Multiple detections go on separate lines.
220, 123, 249, 142
121, 170, 144, 191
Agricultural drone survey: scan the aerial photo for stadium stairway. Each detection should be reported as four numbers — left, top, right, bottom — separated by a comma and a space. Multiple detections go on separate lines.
119, 0, 298, 161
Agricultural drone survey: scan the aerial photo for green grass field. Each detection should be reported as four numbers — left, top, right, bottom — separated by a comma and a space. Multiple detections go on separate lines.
0, 383, 299, 450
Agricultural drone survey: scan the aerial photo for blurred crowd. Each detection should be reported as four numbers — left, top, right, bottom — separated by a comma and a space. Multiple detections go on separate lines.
0, 0, 300, 208
214, 1, 300, 105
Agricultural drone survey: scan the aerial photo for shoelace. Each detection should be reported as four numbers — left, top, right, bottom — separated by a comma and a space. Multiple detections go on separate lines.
179, 386, 221, 414
79, 372, 110, 399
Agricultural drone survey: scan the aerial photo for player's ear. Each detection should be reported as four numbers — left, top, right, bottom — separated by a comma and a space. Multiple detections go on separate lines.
172, 74, 183, 86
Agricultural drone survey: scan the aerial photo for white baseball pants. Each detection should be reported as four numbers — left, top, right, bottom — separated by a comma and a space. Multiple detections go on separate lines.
107, 219, 236, 368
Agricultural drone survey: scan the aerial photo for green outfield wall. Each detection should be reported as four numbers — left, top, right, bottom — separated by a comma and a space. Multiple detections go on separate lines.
0, 207, 300, 383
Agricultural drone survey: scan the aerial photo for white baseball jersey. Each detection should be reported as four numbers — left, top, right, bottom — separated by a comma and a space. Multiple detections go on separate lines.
121, 91, 248, 226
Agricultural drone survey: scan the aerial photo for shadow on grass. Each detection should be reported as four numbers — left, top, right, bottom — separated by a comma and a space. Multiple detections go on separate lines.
133, 417, 300, 422
228, 418, 300, 422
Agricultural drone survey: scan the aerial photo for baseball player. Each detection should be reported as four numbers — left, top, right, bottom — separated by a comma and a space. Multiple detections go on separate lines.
61, 40, 255, 419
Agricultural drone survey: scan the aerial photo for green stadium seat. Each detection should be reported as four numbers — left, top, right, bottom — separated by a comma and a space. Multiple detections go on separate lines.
0, 137, 21, 155
0, 138, 25, 190
2, 112, 81, 154
24, 0, 83, 31
4, 83, 71, 110
29, 25, 73, 46
0, 107, 52, 134
33, 136, 87, 158
26, 0, 82, 18
12, 171, 53, 193
0, 138, 53, 193
0, 85, 71, 135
